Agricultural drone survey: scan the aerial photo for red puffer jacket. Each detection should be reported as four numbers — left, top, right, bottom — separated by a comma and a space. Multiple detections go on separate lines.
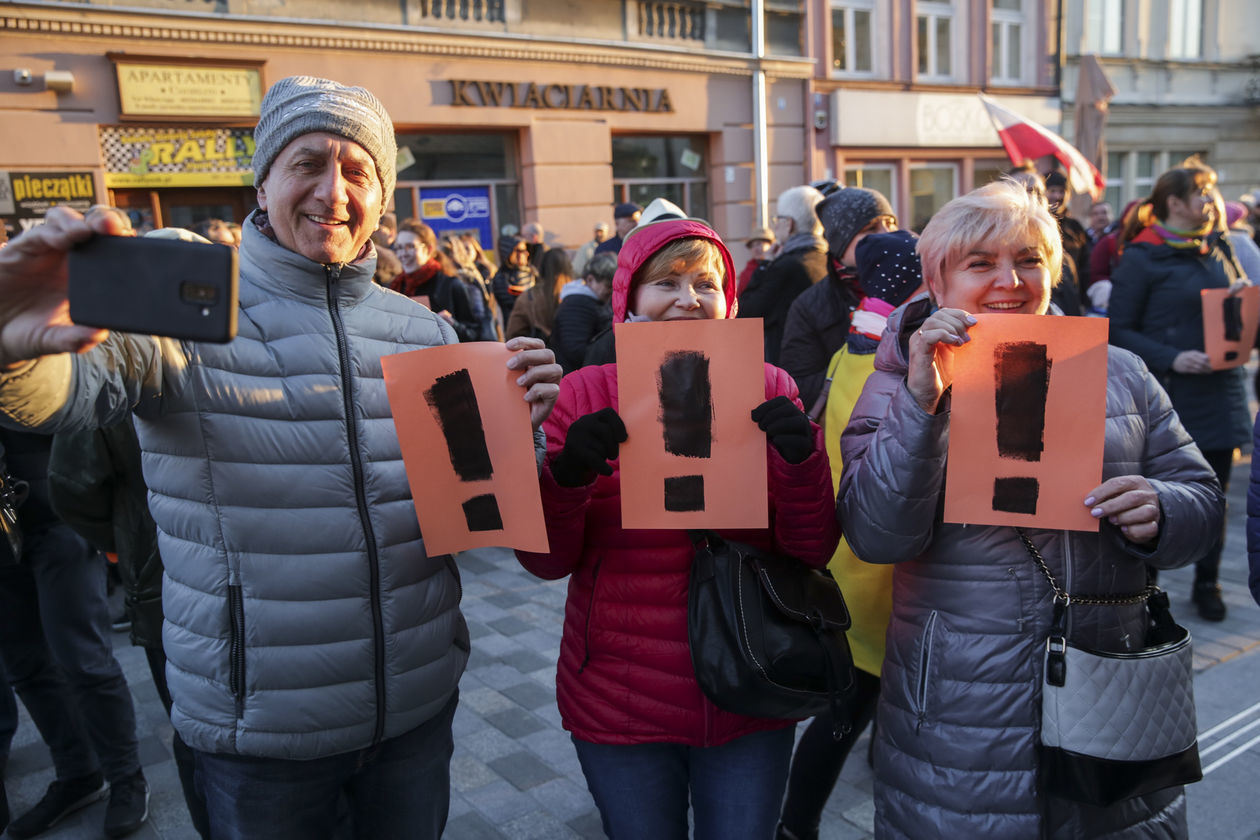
516, 218, 839, 747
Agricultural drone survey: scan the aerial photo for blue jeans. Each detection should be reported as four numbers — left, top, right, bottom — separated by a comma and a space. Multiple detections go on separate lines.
0, 526, 141, 783
192, 692, 457, 840
572, 726, 796, 840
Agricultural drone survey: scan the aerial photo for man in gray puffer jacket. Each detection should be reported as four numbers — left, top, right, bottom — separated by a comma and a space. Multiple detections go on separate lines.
0, 77, 561, 839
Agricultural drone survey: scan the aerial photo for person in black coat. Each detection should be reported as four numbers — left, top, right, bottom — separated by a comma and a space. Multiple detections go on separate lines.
1108, 162, 1250, 621
552, 253, 616, 374
779, 187, 897, 407
737, 186, 828, 365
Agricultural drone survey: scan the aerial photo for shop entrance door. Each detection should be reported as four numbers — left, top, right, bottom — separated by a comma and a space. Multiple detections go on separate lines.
110, 187, 256, 231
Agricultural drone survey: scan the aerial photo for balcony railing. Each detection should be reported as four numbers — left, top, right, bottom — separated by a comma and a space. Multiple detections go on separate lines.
637, 1, 706, 44
417, 0, 506, 23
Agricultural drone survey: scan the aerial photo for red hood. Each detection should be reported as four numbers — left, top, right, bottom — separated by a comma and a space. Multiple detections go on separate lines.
611, 219, 739, 323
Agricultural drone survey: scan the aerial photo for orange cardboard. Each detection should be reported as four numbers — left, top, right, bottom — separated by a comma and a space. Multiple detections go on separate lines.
1202, 287, 1260, 370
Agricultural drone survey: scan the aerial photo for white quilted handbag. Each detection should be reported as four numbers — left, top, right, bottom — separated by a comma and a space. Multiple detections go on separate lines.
1019, 529, 1203, 806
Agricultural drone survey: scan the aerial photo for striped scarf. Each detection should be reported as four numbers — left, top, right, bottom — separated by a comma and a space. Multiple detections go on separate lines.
1150, 221, 1213, 255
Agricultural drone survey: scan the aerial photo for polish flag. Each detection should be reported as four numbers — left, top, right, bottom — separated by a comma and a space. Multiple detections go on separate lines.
978, 93, 1105, 200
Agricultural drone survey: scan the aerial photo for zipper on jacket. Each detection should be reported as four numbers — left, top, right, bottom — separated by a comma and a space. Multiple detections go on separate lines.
228, 583, 246, 718
914, 610, 938, 733
578, 556, 604, 674
326, 263, 388, 746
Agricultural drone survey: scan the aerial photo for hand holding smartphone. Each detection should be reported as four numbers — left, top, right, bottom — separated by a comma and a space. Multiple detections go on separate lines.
68, 235, 238, 343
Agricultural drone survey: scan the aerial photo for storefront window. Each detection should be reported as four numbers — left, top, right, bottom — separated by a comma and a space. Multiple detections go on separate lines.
394, 132, 519, 246
844, 165, 895, 206
613, 135, 709, 220
909, 164, 957, 232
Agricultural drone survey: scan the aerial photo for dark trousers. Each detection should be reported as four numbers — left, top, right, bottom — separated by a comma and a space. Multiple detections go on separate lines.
144, 647, 210, 839
0, 525, 141, 784
192, 692, 457, 840
779, 669, 882, 839
1195, 448, 1235, 584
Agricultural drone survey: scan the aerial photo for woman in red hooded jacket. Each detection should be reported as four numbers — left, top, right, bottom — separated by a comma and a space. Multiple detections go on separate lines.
515, 218, 839, 839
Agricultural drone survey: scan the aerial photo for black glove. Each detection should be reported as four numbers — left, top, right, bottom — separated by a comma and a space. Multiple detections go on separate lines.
751, 396, 813, 465
550, 407, 628, 487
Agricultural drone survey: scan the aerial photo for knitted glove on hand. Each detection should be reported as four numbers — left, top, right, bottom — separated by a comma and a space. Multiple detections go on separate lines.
549, 407, 628, 487
751, 396, 813, 465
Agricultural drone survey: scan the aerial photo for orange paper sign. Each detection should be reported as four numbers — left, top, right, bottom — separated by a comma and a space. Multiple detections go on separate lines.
382, 343, 549, 555
412, 295, 432, 310
615, 319, 768, 530
1202, 287, 1259, 370
944, 314, 1109, 531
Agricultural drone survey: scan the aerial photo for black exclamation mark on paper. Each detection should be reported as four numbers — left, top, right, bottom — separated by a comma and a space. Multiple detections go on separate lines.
1223, 296, 1243, 362
424, 369, 503, 532
991, 341, 1051, 516
657, 351, 714, 512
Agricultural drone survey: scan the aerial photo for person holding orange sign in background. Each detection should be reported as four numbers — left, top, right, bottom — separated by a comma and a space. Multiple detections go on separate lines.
515, 216, 838, 840
839, 179, 1222, 839
1108, 160, 1251, 621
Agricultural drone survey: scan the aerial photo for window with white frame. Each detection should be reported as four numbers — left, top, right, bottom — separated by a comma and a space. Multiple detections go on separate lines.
845, 164, 897, 209
1167, 0, 1202, 59
990, 0, 1030, 85
909, 164, 958, 232
1105, 149, 1210, 207
1083, 0, 1123, 55
917, 1, 955, 81
831, 0, 876, 75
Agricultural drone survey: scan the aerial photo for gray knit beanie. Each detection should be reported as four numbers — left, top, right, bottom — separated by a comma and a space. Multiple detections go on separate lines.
818, 187, 895, 259
252, 76, 397, 200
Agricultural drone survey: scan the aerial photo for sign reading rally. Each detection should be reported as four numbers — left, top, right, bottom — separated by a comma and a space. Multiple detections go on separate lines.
99, 126, 255, 188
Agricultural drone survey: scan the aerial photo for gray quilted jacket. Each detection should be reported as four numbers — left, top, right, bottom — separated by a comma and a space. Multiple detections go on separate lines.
838, 296, 1222, 839
0, 215, 469, 759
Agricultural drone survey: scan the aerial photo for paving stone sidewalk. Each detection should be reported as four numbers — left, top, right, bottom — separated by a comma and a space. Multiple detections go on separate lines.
4, 453, 1256, 839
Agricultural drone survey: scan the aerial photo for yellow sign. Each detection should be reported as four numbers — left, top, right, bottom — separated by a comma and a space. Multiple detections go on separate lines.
100, 126, 255, 188
115, 62, 262, 118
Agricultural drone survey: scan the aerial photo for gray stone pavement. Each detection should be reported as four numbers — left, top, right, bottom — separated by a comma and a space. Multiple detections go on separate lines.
3, 452, 1257, 840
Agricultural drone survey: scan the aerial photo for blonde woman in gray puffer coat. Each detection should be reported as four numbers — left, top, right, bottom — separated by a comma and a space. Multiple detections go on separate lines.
839, 179, 1223, 839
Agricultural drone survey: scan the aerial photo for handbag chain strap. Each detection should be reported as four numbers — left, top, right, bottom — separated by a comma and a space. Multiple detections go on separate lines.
1015, 528, 1155, 607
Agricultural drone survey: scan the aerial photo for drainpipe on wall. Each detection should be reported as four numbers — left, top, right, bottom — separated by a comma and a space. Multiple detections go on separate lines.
751, 0, 770, 227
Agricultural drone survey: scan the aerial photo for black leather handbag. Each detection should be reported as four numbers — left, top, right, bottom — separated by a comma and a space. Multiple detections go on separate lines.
687, 530, 856, 730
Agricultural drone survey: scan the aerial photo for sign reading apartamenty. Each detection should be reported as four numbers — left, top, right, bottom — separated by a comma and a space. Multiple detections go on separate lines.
449, 80, 673, 113
0, 170, 97, 238
113, 60, 262, 118
99, 126, 256, 188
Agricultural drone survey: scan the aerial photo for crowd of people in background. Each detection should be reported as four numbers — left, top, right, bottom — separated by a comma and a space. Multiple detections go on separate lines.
1, 72, 1258, 840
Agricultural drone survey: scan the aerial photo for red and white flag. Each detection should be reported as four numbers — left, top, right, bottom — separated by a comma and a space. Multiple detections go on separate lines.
978, 93, 1105, 200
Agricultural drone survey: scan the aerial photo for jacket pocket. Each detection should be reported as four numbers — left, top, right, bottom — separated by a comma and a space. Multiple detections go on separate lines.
228, 584, 245, 717
908, 610, 939, 730
579, 555, 604, 674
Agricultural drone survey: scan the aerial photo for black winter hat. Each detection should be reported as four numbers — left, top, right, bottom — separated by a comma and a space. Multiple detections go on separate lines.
854, 230, 922, 306
818, 187, 895, 259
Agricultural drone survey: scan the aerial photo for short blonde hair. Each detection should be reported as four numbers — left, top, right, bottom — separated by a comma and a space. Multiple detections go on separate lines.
633, 237, 726, 290
917, 179, 1063, 299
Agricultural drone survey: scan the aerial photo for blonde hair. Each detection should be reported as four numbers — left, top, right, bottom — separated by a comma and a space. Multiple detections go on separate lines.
633, 237, 726, 290
917, 179, 1063, 299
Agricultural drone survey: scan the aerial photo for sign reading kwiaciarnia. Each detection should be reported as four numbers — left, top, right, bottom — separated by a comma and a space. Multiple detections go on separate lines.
449, 80, 673, 113
99, 126, 255, 188
114, 61, 262, 118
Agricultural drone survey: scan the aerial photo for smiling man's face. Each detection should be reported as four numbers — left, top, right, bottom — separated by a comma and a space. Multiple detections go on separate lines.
256, 131, 383, 265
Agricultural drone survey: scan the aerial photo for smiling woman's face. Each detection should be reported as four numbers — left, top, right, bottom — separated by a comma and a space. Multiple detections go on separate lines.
931, 239, 1052, 316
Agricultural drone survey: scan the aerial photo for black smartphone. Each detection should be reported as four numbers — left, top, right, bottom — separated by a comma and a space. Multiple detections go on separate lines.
68, 235, 238, 343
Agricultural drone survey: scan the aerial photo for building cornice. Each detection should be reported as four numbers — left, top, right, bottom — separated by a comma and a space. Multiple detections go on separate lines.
3, 3, 816, 79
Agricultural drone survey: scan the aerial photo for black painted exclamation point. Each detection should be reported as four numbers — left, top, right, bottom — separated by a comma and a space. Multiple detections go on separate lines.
424, 369, 503, 532
657, 351, 714, 512
1223, 296, 1243, 361
992, 341, 1051, 516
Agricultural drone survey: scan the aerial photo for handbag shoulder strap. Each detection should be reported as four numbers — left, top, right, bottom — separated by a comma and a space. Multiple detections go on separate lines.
1014, 528, 1154, 607
806, 348, 847, 424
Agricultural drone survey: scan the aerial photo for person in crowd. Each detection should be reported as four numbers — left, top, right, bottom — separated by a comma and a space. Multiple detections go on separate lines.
461, 232, 496, 281
1109, 161, 1251, 621
505, 248, 572, 342
593, 202, 642, 257
390, 220, 480, 341
1087, 200, 1115, 245
373, 243, 403, 288
492, 234, 537, 321
225, 222, 242, 248
0, 428, 149, 839
190, 219, 236, 249
1044, 169, 1091, 286
737, 224, 776, 295
515, 216, 838, 840
777, 229, 923, 840
0, 75, 561, 839
1242, 190, 1260, 249
442, 233, 502, 341
1086, 200, 1141, 315
551, 252, 616, 373
738, 187, 827, 365
1224, 201, 1260, 280
1006, 166, 1084, 315
780, 186, 897, 407
521, 221, 548, 271
572, 221, 610, 278
47, 417, 211, 839
840, 178, 1222, 839
377, 211, 397, 248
